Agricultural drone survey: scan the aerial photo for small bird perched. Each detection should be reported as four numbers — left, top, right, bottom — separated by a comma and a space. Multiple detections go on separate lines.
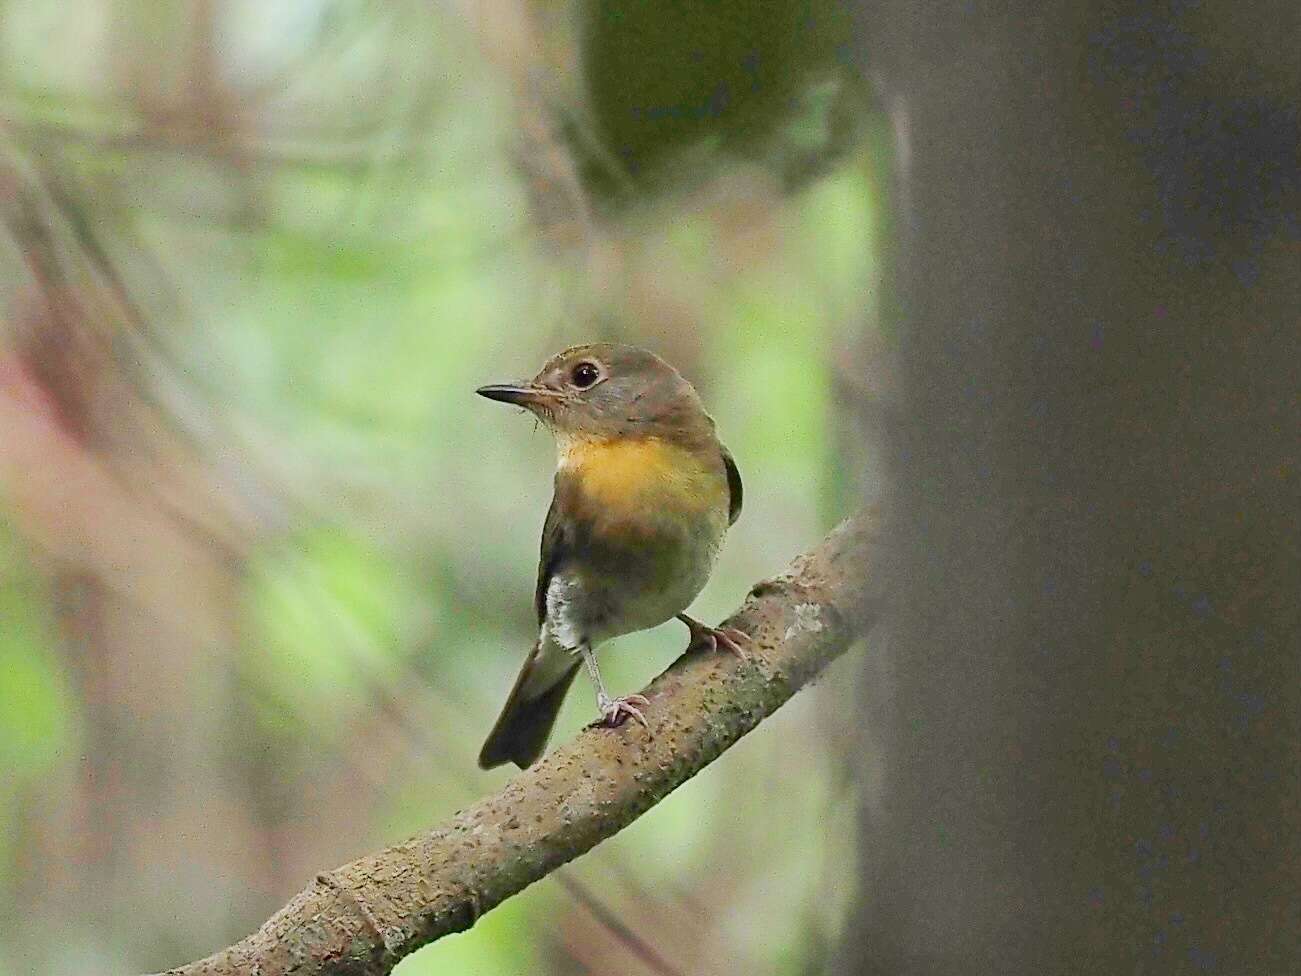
476, 343, 746, 769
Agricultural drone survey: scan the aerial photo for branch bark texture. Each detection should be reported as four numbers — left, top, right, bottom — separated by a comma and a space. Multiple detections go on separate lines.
158, 509, 881, 976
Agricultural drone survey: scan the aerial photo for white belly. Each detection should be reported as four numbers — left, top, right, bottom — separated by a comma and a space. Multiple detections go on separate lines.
542, 508, 726, 650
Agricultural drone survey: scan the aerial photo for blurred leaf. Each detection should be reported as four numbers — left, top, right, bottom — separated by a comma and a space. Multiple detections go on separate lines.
244, 526, 426, 735
0, 553, 70, 774
392, 870, 550, 976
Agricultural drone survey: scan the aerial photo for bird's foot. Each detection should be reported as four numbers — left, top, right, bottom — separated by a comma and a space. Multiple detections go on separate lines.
594, 692, 650, 729
676, 614, 749, 661
677, 613, 750, 659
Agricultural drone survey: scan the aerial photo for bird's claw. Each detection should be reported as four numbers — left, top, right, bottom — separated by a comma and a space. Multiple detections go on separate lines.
595, 693, 650, 729
679, 614, 750, 659
710, 626, 750, 659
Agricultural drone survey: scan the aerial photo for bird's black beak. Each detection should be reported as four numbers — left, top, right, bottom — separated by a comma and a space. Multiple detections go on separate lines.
476, 382, 543, 407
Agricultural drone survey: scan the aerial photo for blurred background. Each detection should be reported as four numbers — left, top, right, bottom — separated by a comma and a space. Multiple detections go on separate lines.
0, 1, 878, 973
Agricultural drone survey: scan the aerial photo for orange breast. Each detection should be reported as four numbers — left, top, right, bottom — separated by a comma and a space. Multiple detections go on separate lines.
559, 436, 726, 520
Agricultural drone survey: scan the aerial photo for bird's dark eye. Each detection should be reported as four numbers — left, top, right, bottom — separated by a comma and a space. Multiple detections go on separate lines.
571, 362, 601, 389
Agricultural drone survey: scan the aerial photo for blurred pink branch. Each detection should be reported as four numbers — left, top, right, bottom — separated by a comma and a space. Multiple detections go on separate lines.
0, 350, 236, 644
155, 510, 882, 976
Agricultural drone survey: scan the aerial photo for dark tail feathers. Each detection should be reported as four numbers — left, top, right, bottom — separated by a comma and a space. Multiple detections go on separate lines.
479, 650, 579, 769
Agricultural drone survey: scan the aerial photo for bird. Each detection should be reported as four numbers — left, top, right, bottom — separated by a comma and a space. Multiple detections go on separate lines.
475, 342, 746, 769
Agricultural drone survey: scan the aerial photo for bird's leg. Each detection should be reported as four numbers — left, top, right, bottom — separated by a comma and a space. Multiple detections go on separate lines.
579, 643, 649, 729
677, 613, 749, 659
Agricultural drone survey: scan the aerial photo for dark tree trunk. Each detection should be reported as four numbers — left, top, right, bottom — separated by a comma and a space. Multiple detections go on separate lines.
838, 3, 1299, 974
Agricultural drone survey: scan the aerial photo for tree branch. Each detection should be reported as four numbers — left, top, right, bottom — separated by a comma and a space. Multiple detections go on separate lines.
155, 509, 882, 976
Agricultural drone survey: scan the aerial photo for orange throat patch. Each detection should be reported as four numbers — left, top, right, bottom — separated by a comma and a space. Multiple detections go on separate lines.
557, 435, 725, 518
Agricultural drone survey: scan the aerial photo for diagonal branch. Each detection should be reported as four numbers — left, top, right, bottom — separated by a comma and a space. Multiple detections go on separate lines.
155, 509, 883, 976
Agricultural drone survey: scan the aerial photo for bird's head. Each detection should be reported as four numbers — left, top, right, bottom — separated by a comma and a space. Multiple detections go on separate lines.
476, 343, 713, 446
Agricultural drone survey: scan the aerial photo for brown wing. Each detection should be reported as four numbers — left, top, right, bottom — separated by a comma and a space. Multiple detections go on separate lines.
722, 445, 743, 526
534, 482, 571, 625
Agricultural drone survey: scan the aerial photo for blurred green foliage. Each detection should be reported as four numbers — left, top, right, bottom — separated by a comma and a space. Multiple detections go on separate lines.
0, 524, 71, 788
0, 1, 875, 973
583, 0, 857, 191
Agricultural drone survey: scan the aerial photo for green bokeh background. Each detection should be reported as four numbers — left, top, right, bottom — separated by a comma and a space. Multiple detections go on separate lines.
0, 2, 875, 972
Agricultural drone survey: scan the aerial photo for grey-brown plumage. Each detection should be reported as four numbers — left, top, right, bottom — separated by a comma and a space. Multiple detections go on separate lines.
476, 344, 744, 769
